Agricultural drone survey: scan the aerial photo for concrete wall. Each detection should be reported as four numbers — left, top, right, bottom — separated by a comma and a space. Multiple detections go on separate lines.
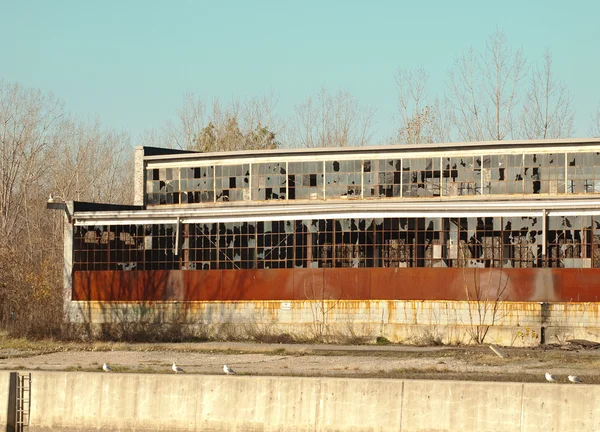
0, 372, 9, 431
2, 371, 599, 432
68, 300, 600, 346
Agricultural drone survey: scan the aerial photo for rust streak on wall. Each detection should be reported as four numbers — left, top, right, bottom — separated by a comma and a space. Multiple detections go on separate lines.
72, 268, 600, 302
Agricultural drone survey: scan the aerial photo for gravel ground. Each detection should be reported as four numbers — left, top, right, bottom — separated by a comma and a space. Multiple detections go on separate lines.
1, 341, 599, 384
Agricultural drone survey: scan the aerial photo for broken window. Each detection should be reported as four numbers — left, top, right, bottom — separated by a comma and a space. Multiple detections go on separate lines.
362, 160, 376, 198
74, 225, 108, 270
180, 166, 215, 204
403, 158, 440, 198
145, 168, 160, 205
217, 222, 256, 269
144, 224, 179, 269
523, 153, 565, 194
501, 217, 541, 268
567, 152, 600, 194
109, 225, 145, 271
422, 218, 445, 267
334, 218, 373, 267
257, 221, 293, 269
144, 167, 180, 205
187, 223, 218, 270
325, 160, 362, 199
442, 156, 481, 196
373, 159, 401, 198
443, 217, 503, 268
294, 220, 318, 268
287, 162, 323, 200
215, 164, 250, 202
594, 219, 600, 268
547, 216, 592, 268
316, 219, 334, 268
374, 218, 415, 267
72, 216, 600, 271
252, 162, 287, 201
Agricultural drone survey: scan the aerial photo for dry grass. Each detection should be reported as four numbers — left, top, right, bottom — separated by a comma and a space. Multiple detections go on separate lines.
2, 335, 600, 383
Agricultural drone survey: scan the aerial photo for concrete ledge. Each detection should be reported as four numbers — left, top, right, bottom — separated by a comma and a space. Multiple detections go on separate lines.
2, 371, 599, 431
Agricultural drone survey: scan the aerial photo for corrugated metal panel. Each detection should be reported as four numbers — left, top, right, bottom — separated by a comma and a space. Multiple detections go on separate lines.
72, 268, 600, 302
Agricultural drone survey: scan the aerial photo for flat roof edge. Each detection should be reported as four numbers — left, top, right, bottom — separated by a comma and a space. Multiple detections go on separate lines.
141, 137, 600, 162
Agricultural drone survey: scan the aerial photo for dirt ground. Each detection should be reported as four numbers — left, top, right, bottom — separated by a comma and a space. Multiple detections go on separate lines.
1, 339, 600, 384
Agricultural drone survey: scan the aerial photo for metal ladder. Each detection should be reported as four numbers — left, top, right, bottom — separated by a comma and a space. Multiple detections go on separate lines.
15, 372, 31, 432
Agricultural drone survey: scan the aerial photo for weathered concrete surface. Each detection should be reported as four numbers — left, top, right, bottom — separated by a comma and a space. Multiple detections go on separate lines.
68, 299, 600, 346
402, 380, 523, 432
521, 383, 600, 432
2, 371, 600, 432
0, 371, 9, 429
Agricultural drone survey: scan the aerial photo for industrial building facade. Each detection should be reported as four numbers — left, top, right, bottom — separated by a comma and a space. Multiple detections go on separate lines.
56, 139, 600, 344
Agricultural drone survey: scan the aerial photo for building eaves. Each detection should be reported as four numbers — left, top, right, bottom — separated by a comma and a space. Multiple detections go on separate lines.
141, 137, 600, 163
71, 197, 600, 226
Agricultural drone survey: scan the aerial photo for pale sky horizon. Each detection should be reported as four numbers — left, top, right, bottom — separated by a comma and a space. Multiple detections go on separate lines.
2, 0, 599, 145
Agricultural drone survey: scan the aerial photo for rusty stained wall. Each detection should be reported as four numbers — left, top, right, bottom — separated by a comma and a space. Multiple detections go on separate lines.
67, 299, 600, 346
72, 267, 600, 303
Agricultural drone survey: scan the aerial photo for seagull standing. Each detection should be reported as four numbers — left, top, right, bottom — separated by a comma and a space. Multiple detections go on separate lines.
545, 372, 557, 383
223, 364, 236, 375
172, 362, 185, 374
568, 375, 582, 383
102, 363, 113, 372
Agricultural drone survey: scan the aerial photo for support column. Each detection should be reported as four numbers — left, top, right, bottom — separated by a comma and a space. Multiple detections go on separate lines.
134, 146, 146, 206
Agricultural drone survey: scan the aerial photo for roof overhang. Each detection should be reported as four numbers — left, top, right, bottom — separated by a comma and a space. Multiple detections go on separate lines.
72, 197, 600, 226
141, 137, 600, 165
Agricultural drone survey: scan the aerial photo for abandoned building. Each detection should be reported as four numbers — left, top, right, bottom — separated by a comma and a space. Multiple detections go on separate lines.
53, 138, 600, 345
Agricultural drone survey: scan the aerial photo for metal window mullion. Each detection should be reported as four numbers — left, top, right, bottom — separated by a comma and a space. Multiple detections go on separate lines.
175, 217, 180, 256
213, 165, 217, 203
285, 161, 289, 201
106, 225, 110, 270
542, 209, 547, 261
248, 162, 252, 201
522, 154, 525, 195
565, 152, 569, 193
439, 156, 443, 198
361, 160, 364, 199
322, 160, 326, 200
480, 154, 484, 195
400, 158, 403, 198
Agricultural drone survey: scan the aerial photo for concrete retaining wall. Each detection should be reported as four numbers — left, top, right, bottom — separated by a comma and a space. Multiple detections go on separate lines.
68, 300, 600, 346
0, 372, 8, 430
2, 371, 599, 431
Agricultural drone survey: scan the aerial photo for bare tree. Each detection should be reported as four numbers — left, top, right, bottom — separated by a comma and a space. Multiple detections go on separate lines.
591, 104, 600, 137
0, 82, 65, 334
49, 119, 133, 204
144, 93, 282, 152
448, 29, 527, 141
0, 81, 134, 337
0, 82, 64, 254
292, 87, 375, 148
521, 49, 574, 139
462, 268, 509, 345
395, 67, 453, 144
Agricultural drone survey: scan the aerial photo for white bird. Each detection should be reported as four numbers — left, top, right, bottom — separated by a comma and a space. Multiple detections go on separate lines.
223, 364, 236, 375
172, 362, 185, 374
48, 193, 55, 203
102, 363, 112, 372
545, 372, 556, 383
568, 375, 582, 383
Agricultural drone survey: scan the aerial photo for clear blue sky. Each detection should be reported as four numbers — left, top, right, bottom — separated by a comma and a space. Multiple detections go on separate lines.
2, 0, 599, 144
